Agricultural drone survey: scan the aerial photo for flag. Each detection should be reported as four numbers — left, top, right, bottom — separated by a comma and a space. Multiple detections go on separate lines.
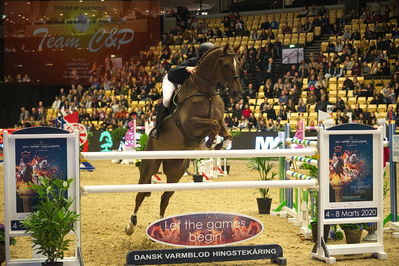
318, 110, 332, 122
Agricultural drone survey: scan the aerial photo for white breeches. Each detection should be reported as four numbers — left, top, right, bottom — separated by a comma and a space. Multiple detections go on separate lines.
162, 74, 176, 107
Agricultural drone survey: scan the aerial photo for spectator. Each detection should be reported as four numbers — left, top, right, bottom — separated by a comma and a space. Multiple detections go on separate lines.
386, 105, 397, 122
264, 103, 277, 120
51, 96, 62, 109
270, 17, 279, 29
241, 104, 252, 119
286, 98, 297, 112
261, 18, 270, 29
315, 94, 330, 112
361, 62, 371, 75
265, 118, 276, 132
19, 107, 30, 124
282, 23, 292, 34
247, 113, 257, 129
297, 98, 307, 113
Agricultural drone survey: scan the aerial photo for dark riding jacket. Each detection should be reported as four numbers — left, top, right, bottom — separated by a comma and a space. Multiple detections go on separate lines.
167, 57, 198, 85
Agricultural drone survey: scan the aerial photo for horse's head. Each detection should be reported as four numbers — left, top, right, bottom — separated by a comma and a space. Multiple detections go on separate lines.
218, 43, 242, 100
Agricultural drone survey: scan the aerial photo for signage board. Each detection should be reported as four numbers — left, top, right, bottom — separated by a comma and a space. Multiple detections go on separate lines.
3, 127, 81, 264
146, 212, 263, 247
313, 123, 385, 261
127, 244, 285, 265
392, 135, 399, 162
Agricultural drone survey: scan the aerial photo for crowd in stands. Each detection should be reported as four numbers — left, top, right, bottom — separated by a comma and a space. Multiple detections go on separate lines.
9, 2, 399, 135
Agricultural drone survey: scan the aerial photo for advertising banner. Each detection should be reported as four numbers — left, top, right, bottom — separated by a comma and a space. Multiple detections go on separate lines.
4, 0, 160, 85
146, 212, 263, 247
127, 244, 285, 265
15, 138, 68, 213
328, 134, 373, 203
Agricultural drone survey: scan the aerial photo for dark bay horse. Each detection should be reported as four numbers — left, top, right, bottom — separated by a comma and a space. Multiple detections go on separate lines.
125, 43, 242, 235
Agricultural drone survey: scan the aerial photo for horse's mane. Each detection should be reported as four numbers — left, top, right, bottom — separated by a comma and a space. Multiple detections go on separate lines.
196, 46, 220, 66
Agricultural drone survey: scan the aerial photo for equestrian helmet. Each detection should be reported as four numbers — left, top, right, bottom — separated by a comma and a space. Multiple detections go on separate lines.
198, 42, 215, 57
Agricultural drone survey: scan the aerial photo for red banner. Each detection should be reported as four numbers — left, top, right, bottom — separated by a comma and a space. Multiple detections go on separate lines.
146, 213, 263, 247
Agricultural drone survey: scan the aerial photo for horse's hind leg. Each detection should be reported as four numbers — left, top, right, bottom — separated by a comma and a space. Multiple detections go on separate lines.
159, 159, 189, 218
125, 159, 162, 235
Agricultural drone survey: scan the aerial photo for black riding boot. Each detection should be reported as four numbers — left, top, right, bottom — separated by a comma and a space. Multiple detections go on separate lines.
150, 104, 168, 139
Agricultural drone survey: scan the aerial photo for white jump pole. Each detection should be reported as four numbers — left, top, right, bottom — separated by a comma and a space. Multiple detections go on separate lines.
81, 148, 318, 160
82, 179, 318, 194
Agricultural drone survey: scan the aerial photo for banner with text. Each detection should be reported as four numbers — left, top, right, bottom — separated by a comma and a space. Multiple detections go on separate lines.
4, 0, 160, 85
146, 212, 263, 247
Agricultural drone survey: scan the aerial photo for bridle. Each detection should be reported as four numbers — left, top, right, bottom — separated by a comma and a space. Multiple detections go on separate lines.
194, 52, 240, 86
218, 52, 241, 82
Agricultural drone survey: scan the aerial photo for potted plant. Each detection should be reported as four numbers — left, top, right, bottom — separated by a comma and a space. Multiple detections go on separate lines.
21, 177, 80, 265
0, 223, 16, 265
247, 157, 277, 214
339, 223, 364, 244
133, 133, 148, 168
192, 158, 204, 182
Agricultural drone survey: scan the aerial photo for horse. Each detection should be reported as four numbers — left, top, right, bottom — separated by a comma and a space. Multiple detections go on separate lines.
125, 43, 243, 235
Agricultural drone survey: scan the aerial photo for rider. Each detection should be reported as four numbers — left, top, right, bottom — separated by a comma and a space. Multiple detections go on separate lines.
150, 41, 216, 139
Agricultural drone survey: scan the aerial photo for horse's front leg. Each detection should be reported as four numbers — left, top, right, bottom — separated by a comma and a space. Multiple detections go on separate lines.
190, 116, 221, 137
214, 119, 232, 150
190, 116, 221, 147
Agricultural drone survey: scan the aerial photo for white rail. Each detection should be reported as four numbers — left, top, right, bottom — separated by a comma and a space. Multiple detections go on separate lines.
81, 148, 318, 160
82, 180, 318, 194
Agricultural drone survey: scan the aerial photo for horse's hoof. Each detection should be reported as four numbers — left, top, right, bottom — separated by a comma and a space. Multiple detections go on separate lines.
125, 222, 135, 235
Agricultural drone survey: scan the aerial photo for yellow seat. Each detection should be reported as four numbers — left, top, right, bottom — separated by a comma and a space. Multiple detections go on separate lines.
355, 96, 365, 102
337, 90, 346, 97
377, 105, 387, 113
367, 104, 377, 112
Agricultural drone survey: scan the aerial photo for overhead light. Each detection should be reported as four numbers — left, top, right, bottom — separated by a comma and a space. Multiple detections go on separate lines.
27, 1, 30, 4
60, 13, 63, 16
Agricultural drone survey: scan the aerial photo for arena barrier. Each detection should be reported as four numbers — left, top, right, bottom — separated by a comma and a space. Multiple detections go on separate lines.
82, 179, 318, 194
81, 123, 388, 263
81, 148, 318, 194
81, 148, 318, 160
3, 123, 389, 264
270, 126, 320, 237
